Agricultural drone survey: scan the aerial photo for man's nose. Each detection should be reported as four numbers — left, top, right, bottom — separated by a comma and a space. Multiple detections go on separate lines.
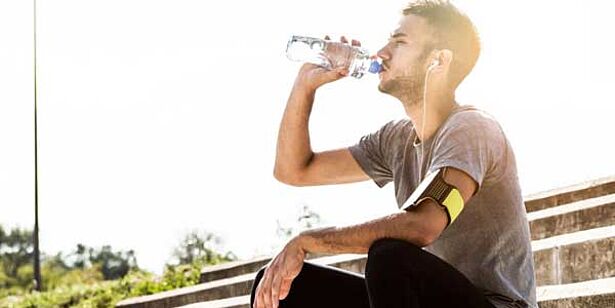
376, 46, 390, 61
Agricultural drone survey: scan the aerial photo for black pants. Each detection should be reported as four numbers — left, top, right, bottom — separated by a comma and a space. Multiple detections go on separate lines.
250, 238, 496, 308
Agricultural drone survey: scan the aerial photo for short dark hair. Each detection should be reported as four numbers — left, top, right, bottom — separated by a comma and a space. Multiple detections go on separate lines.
403, 0, 480, 87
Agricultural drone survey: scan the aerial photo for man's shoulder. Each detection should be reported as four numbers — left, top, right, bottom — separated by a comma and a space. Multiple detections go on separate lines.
386, 118, 413, 130
378, 118, 414, 138
446, 105, 504, 135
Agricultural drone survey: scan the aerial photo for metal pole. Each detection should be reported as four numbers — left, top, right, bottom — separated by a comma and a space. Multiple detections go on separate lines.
33, 0, 42, 292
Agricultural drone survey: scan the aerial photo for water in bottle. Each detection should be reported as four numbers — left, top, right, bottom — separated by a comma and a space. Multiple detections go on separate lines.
286, 35, 381, 79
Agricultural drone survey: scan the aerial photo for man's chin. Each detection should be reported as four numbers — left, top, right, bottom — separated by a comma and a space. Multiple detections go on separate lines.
378, 81, 393, 95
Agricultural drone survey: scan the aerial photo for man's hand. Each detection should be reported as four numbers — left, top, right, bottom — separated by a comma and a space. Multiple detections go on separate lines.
292, 36, 361, 93
253, 237, 307, 308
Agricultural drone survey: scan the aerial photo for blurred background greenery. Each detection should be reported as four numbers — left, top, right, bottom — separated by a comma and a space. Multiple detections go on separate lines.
0, 224, 236, 308
0, 205, 320, 307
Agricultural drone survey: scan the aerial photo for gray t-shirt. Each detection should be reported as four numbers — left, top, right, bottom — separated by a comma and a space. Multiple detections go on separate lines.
349, 105, 537, 308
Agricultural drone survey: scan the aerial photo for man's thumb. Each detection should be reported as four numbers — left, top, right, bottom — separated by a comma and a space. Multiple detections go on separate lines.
321, 67, 347, 83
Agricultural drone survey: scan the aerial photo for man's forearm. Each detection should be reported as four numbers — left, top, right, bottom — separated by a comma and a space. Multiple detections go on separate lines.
273, 83, 316, 181
296, 201, 446, 255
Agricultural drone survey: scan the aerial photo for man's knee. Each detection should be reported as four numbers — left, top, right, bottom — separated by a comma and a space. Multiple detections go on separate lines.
368, 238, 422, 258
366, 238, 422, 276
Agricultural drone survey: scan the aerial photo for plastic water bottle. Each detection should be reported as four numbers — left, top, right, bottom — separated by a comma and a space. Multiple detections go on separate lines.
286, 35, 382, 79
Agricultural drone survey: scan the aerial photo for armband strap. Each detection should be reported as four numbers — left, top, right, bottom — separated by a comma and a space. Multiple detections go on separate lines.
401, 169, 465, 226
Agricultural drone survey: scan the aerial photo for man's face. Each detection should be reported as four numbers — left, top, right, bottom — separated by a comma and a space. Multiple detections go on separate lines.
377, 14, 434, 104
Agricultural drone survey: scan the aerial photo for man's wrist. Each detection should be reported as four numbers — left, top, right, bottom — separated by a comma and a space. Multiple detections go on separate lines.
295, 226, 336, 254
291, 82, 317, 99
290, 233, 312, 254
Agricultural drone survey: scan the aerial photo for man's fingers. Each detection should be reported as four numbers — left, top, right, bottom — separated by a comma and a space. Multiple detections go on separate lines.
278, 278, 293, 300
316, 67, 347, 84
259, 270, 273, 308
351, 39, 361, 47
254, 281, 265, 308
270, 272, 283, 308
340, 35, 348, 44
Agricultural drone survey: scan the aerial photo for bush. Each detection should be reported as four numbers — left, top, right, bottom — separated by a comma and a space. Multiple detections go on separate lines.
0, 259, 226, 308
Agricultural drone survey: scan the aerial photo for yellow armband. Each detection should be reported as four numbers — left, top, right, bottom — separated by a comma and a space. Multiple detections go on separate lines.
401, 169, 465, 226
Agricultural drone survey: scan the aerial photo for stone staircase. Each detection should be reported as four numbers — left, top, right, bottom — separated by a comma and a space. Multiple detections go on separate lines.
116, 176, 615, 308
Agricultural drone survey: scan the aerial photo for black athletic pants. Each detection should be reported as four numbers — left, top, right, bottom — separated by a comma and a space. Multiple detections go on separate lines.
250, 238, 496, 308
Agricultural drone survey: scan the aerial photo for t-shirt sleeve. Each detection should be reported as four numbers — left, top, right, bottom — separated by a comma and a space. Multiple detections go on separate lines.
427, 111, 506, 191
348, 120, 401, 188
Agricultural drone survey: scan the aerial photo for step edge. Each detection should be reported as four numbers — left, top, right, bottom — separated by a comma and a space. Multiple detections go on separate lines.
524, 175, 615, 204
527, 193, 615, 221
177, 295, 251, 308
536, 277, 615, 302
531, 225, 615, 251
201, 257, 271, 275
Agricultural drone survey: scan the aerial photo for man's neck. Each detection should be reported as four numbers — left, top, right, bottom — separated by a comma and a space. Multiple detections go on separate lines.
403, 90, 457, 143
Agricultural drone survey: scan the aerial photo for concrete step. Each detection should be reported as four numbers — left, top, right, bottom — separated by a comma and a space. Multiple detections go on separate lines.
116, 254, 366, 308
525, 175, 615, 212
199, 257, 271, 283
178, 295, 250, 308
536, 277, 615, 307
178, 277, 615, 308
533, 226, 615, 285
198, 252, 336, 284
115, 272, 255, 308
528, 194, 615, 240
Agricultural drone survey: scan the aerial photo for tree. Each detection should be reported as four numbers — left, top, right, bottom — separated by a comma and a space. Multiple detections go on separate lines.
88, 245, 138, 280
0, 225, 5, 244
72, 243, 89, 269
170, 230, 236, 266
0, 225, 34, 279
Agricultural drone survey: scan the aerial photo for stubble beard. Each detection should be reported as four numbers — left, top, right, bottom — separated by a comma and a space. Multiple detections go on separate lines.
378, 68, 426, 107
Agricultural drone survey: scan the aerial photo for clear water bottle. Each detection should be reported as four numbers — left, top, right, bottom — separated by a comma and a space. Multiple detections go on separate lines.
286, 35, 382, 79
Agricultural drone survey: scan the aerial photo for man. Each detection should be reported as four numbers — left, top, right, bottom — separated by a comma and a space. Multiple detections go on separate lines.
252, 1, 536, 307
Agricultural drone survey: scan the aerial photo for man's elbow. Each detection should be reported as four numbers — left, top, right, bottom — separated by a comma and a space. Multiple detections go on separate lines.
406, 200, 448, 247
415, 229, 440, 247
273, 168, 308, 187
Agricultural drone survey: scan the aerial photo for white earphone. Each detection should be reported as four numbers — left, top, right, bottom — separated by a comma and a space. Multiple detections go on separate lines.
418, 57, 440, 177
428, 59, 440, 70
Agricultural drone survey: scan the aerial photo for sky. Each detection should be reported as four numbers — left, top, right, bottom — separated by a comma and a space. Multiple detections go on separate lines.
1, 0, 614, 275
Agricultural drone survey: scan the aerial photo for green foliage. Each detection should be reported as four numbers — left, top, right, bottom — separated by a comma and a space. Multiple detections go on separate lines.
6, 280, 120, 308
0, 261, 229, 308
0, 226, 237, 308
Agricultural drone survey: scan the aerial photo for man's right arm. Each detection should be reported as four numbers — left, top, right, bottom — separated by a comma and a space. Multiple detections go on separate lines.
273, 63, 370, 187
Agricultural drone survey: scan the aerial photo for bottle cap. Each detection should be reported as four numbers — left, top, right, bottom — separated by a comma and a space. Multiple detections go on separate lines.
368, 60, 382, 74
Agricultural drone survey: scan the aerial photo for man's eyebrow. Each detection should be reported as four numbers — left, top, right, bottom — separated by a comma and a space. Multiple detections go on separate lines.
389, 32, 408, 39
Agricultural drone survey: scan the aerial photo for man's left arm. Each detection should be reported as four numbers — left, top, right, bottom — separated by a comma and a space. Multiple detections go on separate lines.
297, 166, 477, 254
253, 166, 476, 308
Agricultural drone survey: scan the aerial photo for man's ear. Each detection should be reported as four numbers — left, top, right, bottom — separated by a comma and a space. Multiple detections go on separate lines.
433, 49, 453, 70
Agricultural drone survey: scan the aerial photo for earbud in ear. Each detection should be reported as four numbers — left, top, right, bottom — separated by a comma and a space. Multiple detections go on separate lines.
429, 59, 440, 70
